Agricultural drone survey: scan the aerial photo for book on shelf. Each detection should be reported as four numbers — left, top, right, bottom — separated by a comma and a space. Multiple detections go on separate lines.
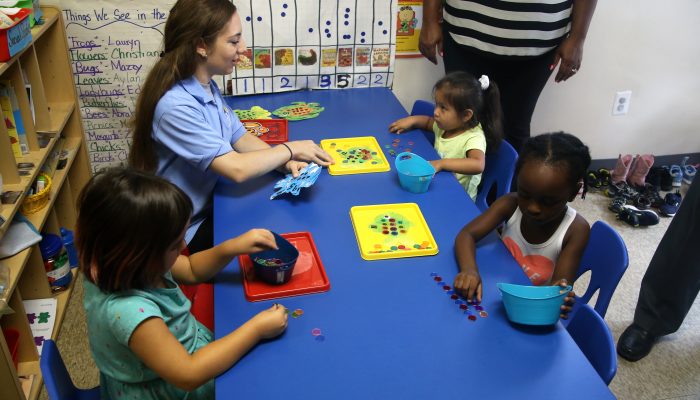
0, 80, 28, 156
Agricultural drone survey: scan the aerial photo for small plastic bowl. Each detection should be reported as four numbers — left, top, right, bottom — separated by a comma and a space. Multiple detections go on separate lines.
250, 232, 299, 285
395, 152, 435, 193
497, 282, 572, 326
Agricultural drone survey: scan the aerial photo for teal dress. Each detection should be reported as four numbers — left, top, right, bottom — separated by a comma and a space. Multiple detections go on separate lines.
83, 271, 214, 399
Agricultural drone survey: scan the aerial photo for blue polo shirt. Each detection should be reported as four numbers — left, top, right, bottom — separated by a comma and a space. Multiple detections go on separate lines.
153, 76, 246, 243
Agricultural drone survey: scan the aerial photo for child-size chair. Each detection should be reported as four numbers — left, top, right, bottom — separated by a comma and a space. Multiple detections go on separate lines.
410, 99, 436, 145
565, 303, 617, 385
179, 247, 215, 331
571, 221, 629, 320
474, 140, 517, 212
40, 340, 100, 400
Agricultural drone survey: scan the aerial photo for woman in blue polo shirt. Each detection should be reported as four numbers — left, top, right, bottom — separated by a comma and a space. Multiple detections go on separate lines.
129, 0, 333, 253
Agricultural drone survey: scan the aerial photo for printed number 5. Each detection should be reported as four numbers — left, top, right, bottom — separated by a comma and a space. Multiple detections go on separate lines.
336, 74, 350, 88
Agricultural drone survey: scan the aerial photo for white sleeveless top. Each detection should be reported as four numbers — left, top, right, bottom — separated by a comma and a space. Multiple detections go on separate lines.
500, 206, 576, 286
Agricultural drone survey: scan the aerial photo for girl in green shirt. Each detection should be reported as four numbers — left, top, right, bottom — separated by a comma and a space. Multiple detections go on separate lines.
390, 71, 504, 199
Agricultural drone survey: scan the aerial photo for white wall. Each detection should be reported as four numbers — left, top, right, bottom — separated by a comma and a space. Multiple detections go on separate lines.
391, 1, 700, 160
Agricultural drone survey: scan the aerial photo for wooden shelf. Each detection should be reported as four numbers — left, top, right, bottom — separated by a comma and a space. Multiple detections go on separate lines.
25, 137, 82, 230
0, 137, 81, 308
16, 267, 79, 400
42, 101, 75, 134
0, 6, 90, 400
0, 136, 58, 237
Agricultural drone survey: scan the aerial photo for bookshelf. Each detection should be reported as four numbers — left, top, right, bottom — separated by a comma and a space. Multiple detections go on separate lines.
0, 7, 90, 400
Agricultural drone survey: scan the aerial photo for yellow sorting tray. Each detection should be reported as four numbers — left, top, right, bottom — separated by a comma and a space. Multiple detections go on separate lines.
320, 136, 390, 175
350, 203, 439, 260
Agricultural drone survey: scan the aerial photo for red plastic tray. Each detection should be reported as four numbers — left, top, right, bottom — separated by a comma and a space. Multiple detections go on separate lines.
242, 119, 288, 144
238, 232, 330, 302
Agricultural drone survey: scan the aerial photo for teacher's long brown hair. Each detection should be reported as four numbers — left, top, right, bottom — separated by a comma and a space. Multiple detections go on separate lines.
128, 0, 237, 172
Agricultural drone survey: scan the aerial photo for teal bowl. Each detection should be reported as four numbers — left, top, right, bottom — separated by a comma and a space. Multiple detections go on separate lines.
497, 283, 572, 326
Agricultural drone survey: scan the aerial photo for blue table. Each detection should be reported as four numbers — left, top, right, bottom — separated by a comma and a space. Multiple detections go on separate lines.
214, 88, 614, 399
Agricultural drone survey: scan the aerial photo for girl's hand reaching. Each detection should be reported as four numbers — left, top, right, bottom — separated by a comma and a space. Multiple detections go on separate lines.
454, 270, 482, 303
251, 304, 289, 339
389, 117, 414, 134
238, 229, 278, 254
554, 279, 576, 319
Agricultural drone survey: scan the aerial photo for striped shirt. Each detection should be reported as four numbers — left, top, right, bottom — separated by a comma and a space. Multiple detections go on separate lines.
443, 0, 573, 57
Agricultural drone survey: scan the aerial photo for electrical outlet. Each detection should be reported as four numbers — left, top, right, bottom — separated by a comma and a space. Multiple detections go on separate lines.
612, 90, 632, 116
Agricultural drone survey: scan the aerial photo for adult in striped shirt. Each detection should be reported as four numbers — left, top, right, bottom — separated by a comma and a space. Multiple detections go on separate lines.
419, 0, 597, 152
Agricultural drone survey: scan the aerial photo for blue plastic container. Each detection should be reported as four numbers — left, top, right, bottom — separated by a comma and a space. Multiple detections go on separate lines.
395, 152, 435, 193
39, 234, 72, 291
59, 227, 79, 268
250, 232, 299, 285
497, 282, 572, 326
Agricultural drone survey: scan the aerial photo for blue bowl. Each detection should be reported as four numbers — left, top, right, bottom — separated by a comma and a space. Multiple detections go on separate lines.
395, 152, 435, 193
497, 283, 572, 326
250, 232, 299, 285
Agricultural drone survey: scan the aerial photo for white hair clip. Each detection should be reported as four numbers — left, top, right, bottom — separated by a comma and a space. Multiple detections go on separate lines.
478, 75, 490, 90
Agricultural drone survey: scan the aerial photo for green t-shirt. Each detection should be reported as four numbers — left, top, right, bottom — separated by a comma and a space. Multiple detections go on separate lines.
433, 122, 487, 200
83, 271, 213, 399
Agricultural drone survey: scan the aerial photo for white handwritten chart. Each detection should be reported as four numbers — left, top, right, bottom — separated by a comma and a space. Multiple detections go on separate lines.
60, 0, 172, 173
56, 0, 396, 172
227, 1, 397, 95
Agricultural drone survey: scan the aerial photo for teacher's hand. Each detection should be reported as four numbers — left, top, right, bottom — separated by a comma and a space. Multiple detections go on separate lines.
419, 19, 443, 65
284, 160, 308, 177
551, 37, 584, 83
287, 140, 334, 166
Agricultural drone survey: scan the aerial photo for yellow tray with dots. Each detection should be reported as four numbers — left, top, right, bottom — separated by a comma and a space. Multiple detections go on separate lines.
320, 136, 390, 175
350, 203, 439, 260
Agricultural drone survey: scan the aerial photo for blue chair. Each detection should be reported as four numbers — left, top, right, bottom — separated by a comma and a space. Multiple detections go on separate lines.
474, 140, 517, 212
566, 303, 617, 385
410, 99, 436, 145
410, 100, 518, 211
572, 221, 629, 320
40, 340, 100, 400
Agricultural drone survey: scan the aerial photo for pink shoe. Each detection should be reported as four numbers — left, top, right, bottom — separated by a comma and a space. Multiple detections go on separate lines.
627, 154, 654, 188
611, 154, 633, 184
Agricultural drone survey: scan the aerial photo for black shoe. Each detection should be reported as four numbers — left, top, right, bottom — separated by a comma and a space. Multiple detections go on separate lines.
659, 165, 673, 191
617, 324, 658, 361
619, 205, 660, 227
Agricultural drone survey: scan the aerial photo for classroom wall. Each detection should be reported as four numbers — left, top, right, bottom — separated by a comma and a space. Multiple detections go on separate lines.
391, 0, 700, 160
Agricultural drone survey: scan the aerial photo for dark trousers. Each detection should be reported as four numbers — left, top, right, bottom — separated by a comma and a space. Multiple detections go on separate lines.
442, 29, 555, 153
187, 214, 214, 254
634, 178, 700, 336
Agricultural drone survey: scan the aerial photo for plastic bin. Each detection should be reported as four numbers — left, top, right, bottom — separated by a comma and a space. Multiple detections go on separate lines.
250, 232, 299, 285
497, 282, 572, 326
395, 152, 435, 193
0, 7, 31, 62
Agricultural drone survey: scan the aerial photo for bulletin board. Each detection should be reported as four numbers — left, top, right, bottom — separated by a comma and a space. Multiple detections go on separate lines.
52, 0, 397, 173
58, 0, 173, 173
226, 1, 397, 95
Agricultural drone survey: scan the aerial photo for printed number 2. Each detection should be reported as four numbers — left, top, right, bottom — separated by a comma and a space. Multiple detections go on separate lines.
336, 74, 350, 88
374, 74, 383, 85
320, 75, 331, 88
356, 75, 368, 86
280, 77, 292, 88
